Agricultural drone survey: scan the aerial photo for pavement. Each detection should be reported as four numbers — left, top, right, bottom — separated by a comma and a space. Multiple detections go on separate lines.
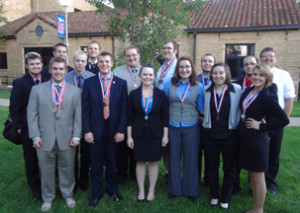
0, 98, 299, 126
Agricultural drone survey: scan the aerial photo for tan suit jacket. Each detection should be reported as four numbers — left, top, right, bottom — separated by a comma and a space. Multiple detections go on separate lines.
27, 81, 82, 151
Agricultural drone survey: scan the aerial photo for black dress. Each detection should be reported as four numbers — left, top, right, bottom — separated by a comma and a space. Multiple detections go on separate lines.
127, 87, 169, 162
237, 86, 289, 172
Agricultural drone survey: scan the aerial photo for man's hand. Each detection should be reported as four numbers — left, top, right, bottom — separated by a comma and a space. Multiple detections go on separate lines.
114, 133, 125, 143
84, 132, 94, 143
33, 138, 43, 148
70, 139, 80, 147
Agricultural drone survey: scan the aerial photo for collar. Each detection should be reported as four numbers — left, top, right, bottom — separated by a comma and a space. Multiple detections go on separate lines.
179, 79, 190, 85
88, 58, 97, 64
101, 73, 112, 79
29, 73, 41, 82
207, 83, 235, 92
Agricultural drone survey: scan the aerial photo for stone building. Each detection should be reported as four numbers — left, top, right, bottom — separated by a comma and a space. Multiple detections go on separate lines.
0, 0, 299, 98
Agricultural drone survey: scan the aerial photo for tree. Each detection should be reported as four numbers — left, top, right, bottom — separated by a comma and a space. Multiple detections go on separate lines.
86, 0, 206, 66
0, 2, 8, 43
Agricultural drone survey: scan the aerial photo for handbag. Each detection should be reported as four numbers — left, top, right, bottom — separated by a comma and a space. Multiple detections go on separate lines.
3, 115, 22, 145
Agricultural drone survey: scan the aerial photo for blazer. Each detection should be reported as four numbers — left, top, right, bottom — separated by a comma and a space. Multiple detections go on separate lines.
203, 83, 242, 129
82, 74, 127, 142
127, 87, 169, 138
9, 73, 48, 131
27, 81, 82, 151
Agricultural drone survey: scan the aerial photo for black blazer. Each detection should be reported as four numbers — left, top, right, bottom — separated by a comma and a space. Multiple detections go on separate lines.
82, 75, 127, 142
237, 86, 289, 137
9, 73, 48, 130
85, 63, 99, 75
127, 86, 169, 138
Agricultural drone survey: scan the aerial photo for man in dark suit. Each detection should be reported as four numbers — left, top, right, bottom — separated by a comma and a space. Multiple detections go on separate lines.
85, 40, 101, 75
9, 52, 47, 200
82, 52, 127, 207
27, 57, 81, 211
41, 42, 73, 80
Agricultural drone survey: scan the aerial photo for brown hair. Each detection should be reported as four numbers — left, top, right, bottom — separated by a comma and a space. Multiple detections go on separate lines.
259, 47, 275, 59
124, 45, 140, 55
53, 42, 67, 52
253, 63, 273, 88
139, 64, 156, 77
87, 40, 101, 50
210, 62, 232, 84
171, 56, 197, 86
25, 52, 43, 65
163, 40, 178, 51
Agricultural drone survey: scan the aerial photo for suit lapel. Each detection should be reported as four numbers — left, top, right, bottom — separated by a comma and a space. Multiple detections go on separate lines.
94, 75, 103, 107
43, 81, 55, 108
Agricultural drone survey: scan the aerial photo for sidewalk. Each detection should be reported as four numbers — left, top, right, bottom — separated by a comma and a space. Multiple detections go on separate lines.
0, 98, 300, 126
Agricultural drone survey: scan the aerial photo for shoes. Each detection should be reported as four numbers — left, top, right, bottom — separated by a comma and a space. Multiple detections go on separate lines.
269, 187, 276, 195
41, 202, 52, 212
32, 190, 42, 200
146, 199, 153, 203
137, 198, 145, 202
168, 194, 178, 199
220, 202, 229, 210
111, 193, 123, 202
187, 196, 196, 202
210, 198, 218, 207
88, 198, 100, 207
65, 197, 76, 208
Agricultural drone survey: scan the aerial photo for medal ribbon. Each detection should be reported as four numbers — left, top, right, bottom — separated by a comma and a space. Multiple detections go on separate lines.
213, 85, 227, 114
127, 65, 140, 82
178, 83, 191, 103
202, 74, 211, 87
142, 86, 153, 114
242, 89, 262, 114
160, 57, 176, 78
98, 73, 113, 100
51, 80, 66, 108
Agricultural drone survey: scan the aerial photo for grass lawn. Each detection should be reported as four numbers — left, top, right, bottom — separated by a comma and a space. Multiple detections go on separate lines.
290, 101, 300, 117
0, 105, 299, 212
0, 91, 11, 99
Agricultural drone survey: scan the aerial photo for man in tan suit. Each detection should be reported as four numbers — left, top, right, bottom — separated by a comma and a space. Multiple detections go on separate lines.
27, 57, 81, 211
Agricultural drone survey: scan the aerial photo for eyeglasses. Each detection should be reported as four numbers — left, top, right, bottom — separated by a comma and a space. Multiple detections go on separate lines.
179, 66, 191, 69
244, 62, 256, 67
261, 54, 275, 58
25, 52, 41, 58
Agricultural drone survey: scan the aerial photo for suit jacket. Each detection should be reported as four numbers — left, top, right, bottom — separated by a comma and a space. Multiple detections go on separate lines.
41, 65, 73, 81
82, 74, 127, 142
64, 70, 95, 89
127, 87, 169, 138
27, 81, 82, 151
85, 61, 99, 75
9, 73, 48, 131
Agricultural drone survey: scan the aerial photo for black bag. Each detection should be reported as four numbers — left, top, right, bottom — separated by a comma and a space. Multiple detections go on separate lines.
3, 116, 22, 145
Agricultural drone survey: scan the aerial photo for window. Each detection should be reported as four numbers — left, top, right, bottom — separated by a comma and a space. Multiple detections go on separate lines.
0, 52, 8, 69
225, 44, 255, 79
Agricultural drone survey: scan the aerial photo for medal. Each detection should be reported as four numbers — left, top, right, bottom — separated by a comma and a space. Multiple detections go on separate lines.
53, 108, 57, 113
51, 80, 66, 112
241, 114, 246, 122
160, 57, 176, 79
213, 85, 227, 121
142, 86, 153, 119
158, 78, 163, 84
128, 66, 140, 88
144, 115, 148, 120
178, 82, 191, 103
134, 83, 138, 88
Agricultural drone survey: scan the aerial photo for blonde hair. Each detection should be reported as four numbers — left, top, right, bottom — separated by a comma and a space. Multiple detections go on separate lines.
253, 63, 273, 88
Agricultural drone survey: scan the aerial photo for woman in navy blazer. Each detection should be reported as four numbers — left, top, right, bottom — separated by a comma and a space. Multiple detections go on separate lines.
127, 64, 169, 202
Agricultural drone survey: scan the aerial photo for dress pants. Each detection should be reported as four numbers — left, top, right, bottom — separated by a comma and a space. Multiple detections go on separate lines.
266, 127, 284, 189
168, 124, 200, 197
204, 134, 238, 203
74, 137, 90, 188
20, 129, 41, 194
36, 144, 76, 202
198, 126, 208, 184
89, 119, 118, 199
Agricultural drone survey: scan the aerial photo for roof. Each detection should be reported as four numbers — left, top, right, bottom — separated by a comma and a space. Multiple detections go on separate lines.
1, 10, 113, 38
2, 0, 300, 38
187, 0, 300, 32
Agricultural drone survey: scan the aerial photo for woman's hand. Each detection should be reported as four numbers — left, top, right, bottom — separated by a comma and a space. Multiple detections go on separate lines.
245, 118, 261, 130
161, 135, 169, 147
127, 137, 134, 149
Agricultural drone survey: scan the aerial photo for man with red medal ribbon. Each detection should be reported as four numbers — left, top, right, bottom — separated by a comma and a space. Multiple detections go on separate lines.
155, 40, 178, 177
82, 52, 127, 207
113, 45, 142, 182
155, 40, 178, 90
27, 57, 82, 211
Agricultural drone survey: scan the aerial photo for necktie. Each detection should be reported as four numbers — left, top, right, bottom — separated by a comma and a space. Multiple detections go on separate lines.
103, 77, 110, 119
77, 75, 82, 88
35, 79, 40, 85
204, 77, 210, 86
55, 85, 61, 102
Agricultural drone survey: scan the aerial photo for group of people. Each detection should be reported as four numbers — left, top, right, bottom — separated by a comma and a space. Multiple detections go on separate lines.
9, 38, 295, 213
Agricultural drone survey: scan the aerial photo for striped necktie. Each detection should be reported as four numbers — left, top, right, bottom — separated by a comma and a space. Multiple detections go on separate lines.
103, 77, 110, 119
